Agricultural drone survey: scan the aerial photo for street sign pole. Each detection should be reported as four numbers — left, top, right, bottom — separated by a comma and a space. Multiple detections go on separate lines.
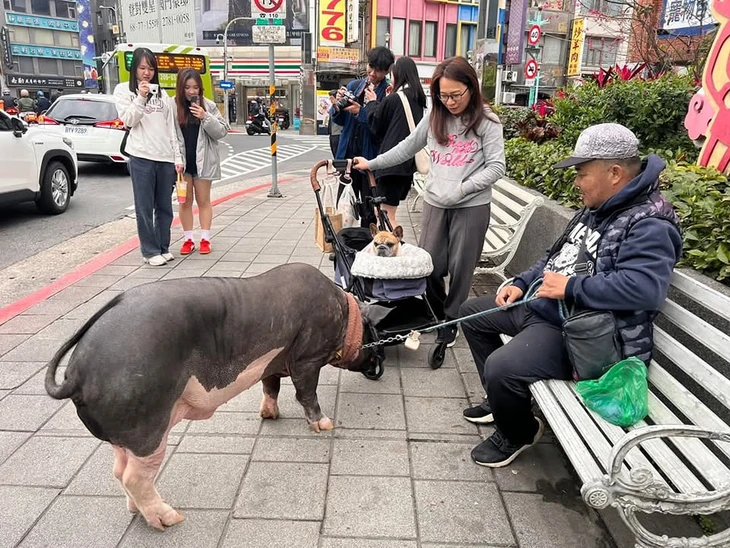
267, 42, 282, 198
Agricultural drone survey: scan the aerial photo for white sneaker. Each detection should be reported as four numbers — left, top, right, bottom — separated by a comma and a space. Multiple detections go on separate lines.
161, 252, 175, 262
144, 255, 167, 266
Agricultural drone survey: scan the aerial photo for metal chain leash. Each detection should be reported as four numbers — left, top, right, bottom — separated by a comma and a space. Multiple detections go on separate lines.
361, 334, 410, 349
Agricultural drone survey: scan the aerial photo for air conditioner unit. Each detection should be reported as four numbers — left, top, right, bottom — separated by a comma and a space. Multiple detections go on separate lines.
502, 71, 518, 82
502, 91, 517, 104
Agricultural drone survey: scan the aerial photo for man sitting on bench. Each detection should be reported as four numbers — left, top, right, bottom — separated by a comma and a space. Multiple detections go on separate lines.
459, 123, 683, 468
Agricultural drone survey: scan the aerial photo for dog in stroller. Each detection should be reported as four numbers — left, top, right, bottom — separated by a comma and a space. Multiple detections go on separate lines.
311, 159, 451, 377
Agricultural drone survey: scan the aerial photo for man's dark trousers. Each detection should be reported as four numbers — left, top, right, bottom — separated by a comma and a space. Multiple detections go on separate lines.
459, 296, 573, 445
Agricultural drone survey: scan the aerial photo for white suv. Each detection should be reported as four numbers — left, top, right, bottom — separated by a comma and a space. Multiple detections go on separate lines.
0, 109, 78, 214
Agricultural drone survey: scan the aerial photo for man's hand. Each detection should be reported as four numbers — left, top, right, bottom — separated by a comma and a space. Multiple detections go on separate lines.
344, 101, 360, 116
353, 157, 369, 171
495, 285, 524, 307
364, 86, 376, 104
335, 86, 347, 100
537, 271, 570, 300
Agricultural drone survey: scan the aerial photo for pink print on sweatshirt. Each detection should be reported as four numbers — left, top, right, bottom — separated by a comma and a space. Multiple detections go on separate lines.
430, 134, 478, 167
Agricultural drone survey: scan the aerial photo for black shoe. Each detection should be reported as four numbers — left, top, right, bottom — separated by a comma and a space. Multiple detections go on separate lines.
435, 325, 459, 348
328, 252, 336, 262
463, 400, 494, 424
471, 418, 544, 468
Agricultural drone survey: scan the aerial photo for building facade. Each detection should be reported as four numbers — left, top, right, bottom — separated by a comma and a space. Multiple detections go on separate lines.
1, 0, 85, 97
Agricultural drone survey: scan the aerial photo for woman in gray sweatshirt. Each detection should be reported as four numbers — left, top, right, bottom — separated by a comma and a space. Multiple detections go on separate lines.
355, 56, 506, 346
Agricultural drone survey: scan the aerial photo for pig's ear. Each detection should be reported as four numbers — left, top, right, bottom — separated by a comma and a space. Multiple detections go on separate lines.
358, 301, 394, 327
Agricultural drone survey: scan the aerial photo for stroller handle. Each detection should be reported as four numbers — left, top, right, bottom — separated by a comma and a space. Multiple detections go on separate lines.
310, 159, 377, 192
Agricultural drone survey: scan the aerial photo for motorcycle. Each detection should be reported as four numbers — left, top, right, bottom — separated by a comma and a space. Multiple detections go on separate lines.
246, 111, 271, 135
276, 109, 290, 130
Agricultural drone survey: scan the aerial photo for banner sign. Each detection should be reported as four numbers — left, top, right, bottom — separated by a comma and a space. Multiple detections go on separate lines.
316, 46, 359, 64
660, 0, 717, 34
567, 17, 585, 77
504, 0, 527, 64
118, 0, 196, 45
7, 73, 84, 88
319, 0, 346, 47
5, 12, 79, 32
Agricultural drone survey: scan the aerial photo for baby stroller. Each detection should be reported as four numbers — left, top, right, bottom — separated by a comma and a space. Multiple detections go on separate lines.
311, 159, 446, 380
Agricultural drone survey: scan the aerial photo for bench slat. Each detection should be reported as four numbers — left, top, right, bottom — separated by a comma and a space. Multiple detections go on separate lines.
646, 391, 730, 488
549, 381, 630, 474
530, 381, 604, 483
649, 362, 730, 462
661, 299, 730, 364
671, 270, 730, 321
495, 179, 544, 206
654, 327, 730, 412
484, 227, 510, 254
489, 203, 520, 227
490, 191, 526, 221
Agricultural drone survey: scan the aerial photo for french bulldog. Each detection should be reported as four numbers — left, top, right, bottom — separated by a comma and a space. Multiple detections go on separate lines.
370, 223, 403, 257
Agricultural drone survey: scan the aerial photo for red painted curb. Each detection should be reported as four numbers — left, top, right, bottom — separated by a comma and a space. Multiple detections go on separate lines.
0, 176, 297, 325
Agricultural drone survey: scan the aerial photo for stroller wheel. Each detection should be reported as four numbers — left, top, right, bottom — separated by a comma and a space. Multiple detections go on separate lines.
362, 357, 384, 380
428, 344, 446, 369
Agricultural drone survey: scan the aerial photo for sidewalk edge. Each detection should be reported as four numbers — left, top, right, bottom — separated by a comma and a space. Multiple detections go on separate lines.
0, 177, 295, 325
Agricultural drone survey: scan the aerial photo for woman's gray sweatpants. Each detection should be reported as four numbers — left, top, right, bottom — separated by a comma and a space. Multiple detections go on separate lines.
128, 156, 176, 259
419, 202, 491, 320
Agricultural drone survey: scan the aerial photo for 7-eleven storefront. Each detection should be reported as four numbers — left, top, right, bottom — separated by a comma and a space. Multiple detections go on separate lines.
209, 54, 301, 124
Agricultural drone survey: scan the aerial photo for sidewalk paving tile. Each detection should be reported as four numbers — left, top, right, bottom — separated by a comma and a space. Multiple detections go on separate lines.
322, 540, 418, 548
0, 486, 60, 548
330, 438, 410, 477
410, 441, 495, 482
0, 431, 30, 465
13, 366, 64, 395
404, 396, 478, 435
0, 395, 64, 431
336, 392, 406, 430
400, 367, 467, 398
252, 436, 331, 463
234, 461, 329, 520
119, 510, 229, 548
0, 362, 45, 390
221, 519, 320, 548
176, 434, 256, 454
0, 315, 55, 334
414, 480, 514, 545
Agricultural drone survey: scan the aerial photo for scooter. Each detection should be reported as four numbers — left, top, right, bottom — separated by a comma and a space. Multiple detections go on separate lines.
246, 111, 271, 135
276, 110, 290, 130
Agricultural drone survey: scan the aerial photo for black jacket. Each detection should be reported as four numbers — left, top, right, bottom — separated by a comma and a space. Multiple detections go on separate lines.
365, 87, 425, 179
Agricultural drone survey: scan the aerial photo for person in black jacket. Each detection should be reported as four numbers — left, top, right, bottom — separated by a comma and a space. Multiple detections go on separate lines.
364, 56, 426, 226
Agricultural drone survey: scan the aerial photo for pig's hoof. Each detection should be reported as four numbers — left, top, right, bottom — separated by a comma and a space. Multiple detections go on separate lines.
260, 401, 279, 420
311, 416, 334, 433
144, 504, 185, 530
126, 495, 139, 514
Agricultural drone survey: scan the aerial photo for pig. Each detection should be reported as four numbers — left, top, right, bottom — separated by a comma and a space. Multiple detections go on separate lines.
45, 263, 386, 530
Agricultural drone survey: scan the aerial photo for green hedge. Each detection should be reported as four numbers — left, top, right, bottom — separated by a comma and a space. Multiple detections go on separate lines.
505, 138, 730, 283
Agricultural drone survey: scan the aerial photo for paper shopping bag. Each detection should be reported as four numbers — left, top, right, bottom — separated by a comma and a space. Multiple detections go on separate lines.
314, 207, 343, 253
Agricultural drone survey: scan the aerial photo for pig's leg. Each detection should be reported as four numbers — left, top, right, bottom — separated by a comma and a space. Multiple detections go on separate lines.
260, 376, 281, 419
291, 364, 333, 432
122, 442, 184, 530
112, 445, 137, 513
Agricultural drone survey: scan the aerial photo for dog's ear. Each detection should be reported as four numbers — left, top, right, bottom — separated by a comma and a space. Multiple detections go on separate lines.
358, 301, 394, 327
369, 223, 379, 237
393, 225, 404, 240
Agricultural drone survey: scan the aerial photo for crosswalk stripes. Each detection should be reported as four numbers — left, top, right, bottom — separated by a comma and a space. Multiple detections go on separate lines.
218, 143, 319, 182
280, 134, 331, 153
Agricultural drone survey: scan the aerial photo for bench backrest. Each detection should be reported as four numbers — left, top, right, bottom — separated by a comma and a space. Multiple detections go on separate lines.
483, 179, 544, 259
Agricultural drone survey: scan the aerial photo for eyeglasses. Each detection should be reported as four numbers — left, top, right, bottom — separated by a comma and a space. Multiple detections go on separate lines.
438, 88, 470, 103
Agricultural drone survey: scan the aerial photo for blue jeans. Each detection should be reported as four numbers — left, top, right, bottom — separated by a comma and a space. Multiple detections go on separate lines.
128, 156, 175, 258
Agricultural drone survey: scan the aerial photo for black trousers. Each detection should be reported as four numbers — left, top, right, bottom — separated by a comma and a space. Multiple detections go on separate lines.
459, 295, 572, 445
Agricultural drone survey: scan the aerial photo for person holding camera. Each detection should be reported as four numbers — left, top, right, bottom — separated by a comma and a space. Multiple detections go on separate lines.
330, 46, 394, 227
114, 47, 182, 267
173, 68, 229, 256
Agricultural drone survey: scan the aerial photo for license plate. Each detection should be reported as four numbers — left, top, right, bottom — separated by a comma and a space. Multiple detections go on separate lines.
64, 126, 89, 135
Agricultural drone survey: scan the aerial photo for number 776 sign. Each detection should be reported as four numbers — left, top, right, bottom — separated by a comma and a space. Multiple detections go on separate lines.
319, 0, 346, 47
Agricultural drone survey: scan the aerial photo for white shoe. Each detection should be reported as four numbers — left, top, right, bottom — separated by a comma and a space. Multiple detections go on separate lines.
162, 252, 175, 262
144, 255, 167, 266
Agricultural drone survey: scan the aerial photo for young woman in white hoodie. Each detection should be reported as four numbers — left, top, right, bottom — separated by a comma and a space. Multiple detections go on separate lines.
114, 47, 182, 266
354, 57, 506, 347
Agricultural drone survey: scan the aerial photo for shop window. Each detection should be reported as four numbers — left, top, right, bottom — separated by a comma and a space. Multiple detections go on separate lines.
459, 24, 475, 57
33, 28, 55, 45
18, 57, 34, 72
376, 17, 389, 48
38, 58, 57, 74
30, 0, 51, 16
391, 18, 405, 56
582, 36, 619, 66
9, 26, 30, 43
408, 21, 422, 57
57, 31, 72, 47
61, 59, 76, 75
424, 21, 437, 57
445, 24, 457, 58
8, 0, 27, 12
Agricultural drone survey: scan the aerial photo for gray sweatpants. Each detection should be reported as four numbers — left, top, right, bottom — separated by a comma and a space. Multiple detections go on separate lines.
419, 202, 491, 320
128, 156, 175, 259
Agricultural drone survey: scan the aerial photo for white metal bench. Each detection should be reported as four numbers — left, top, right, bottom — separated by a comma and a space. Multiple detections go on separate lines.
409, 178, 543, 281
499, 270, 730, 547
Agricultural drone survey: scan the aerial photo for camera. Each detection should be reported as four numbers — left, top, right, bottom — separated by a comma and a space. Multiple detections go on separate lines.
335, 89, 358, 111
148, 83, 159, 95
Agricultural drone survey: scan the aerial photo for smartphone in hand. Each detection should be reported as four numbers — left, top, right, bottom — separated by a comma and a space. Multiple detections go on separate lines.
190, 95, 200, 105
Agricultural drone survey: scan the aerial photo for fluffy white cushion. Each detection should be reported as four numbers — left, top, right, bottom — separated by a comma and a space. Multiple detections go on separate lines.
350, 243, 434, 280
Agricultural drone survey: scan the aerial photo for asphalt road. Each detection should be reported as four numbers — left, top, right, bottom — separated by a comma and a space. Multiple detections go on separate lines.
0, 130, 331, 271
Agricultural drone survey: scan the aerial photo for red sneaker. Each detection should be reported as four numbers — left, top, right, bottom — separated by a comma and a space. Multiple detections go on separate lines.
180, 239, 195, 255
199, 239, 211, 254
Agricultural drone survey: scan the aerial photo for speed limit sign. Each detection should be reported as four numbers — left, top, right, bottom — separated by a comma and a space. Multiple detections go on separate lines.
525, 59, 539, 80
528, 25, 541, 46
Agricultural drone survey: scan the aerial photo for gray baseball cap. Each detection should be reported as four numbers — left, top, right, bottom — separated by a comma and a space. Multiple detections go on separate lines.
554, 123, 640, 169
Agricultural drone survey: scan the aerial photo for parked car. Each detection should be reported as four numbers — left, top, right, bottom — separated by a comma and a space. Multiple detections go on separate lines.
0, 108, 78, 214
38, 94, 127, 165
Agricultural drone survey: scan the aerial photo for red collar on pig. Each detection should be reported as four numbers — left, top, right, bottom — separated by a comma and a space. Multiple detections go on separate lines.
333, 293, 363, 365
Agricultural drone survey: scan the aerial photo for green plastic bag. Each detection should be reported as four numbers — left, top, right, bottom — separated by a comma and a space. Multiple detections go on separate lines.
575, 357, 649, 427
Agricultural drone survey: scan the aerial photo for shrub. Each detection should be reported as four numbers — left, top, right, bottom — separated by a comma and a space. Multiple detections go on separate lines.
504, 138, 730, 283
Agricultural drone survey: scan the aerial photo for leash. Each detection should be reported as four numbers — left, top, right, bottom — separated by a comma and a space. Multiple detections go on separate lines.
361, 278, 544, 350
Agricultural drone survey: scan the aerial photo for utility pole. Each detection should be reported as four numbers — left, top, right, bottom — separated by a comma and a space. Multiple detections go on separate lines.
218, 17, 251, 127
267, 43, 281, 197
526, 8, 545, 107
